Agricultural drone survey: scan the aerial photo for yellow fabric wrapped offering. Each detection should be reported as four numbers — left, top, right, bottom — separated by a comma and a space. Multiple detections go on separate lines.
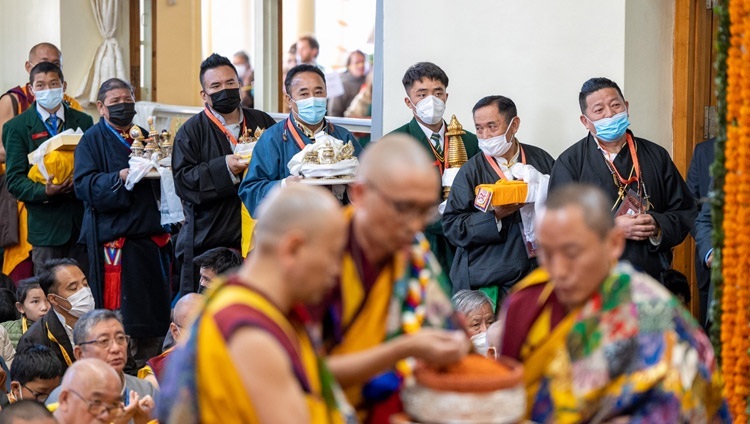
474, 179, 529, 207
27, 150, 75, 184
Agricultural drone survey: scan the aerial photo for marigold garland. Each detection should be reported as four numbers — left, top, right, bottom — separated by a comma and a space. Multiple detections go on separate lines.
717, 0, 750, 421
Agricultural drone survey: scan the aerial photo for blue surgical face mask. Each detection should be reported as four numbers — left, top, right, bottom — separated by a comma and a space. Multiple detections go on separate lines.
35, 87, 64, 110
293, 96, 327, 125
588, 111, 630, 143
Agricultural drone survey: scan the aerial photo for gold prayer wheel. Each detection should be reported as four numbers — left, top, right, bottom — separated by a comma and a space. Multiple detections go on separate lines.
443, 114, 469, 199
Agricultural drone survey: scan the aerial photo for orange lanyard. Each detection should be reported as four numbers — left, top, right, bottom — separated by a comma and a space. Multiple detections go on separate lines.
599, 133, 640, 187
285, 118, 335, 151
203, 107, 246, 146
484, 145, 526, 180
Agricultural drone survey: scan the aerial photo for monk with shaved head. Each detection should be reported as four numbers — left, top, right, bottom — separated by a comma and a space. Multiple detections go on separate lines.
493, 183, 728, 422
158, 184, 354, 423
53, 358, 123, 424
315, 133, 470, 421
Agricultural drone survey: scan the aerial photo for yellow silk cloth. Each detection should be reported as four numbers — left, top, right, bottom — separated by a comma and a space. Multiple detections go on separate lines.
475, 179, 529, 205
27, 150, 75, 184
196, 283, 342, 423
241, 204, 255, 257
2, 202, 31, 275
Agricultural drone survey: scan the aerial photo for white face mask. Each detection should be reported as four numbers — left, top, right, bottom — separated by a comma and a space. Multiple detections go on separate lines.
470, 331, 489, 356
411, 95, 446, 125
234, 64, 248, 77
58, 287, 95, 318
35, 87, 64, 110
478, 117, 516, 158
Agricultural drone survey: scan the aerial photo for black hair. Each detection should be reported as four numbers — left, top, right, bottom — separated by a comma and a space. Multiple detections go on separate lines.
194, 247, 243, 275
298, 35, 320, 51
0, 399, 55, 422
96, 78, 134, 103
29, 62, 64, 85
401, 62, 449, 92
661, 269, 691, 305
199, 53, 238, 89
15, 277, 43, 310
288, 43, 298, 54
38, 258, 80, 296
284, 64, 326, 96
578, 77, 625, 114
0, 273, 14, 293
472, 95, 518, 125
0, 289, 18, 322
10, 344, 63, 385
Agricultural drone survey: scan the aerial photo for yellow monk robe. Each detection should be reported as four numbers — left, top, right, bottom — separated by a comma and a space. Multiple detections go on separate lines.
157, 278, 352, 424
318, 206, 456, 420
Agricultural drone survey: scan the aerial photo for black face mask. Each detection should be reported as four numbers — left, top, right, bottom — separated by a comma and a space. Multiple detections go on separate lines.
106, 102, 137, 127
209, 88, 241, 114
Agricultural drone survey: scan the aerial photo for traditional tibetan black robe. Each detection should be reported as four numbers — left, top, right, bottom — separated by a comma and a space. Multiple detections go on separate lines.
74, 119, 171, 338
443, 143, 554, 296
549, 131, 697, 280
172, 107, 276, 295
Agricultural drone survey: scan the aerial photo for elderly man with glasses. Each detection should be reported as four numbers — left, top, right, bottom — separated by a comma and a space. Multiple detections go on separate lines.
46, 310, 155, 423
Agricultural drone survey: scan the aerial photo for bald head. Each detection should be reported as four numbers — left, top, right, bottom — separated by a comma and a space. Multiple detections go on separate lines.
253, 184, 344, 251
56, 359, 122, 424
26, 43, 61, 73
358, 133, 437, 185
173, 293, 203, 327
543, 183, 614, 239
29, 43, 61, 61
350, 134, 441, 260
60, 358, 120, 391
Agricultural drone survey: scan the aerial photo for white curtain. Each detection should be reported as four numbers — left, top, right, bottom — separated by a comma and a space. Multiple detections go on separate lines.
75, 0, 127, 107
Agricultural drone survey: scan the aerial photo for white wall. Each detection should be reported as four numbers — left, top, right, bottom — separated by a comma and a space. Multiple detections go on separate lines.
0, 0, 130, 119
0, 1, 62, 92
624, 0, 674, 152
379, 0, 674, 157
202, 0, 255, 66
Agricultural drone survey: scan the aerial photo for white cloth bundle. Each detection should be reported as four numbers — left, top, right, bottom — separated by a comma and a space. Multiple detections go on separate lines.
124, 153, 184, 225
510, 163, 550, 245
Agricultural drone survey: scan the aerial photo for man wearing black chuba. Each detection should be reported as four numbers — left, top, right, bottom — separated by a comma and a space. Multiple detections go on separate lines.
73, 78, 171, 367
549, 77, 696, 280
172, 53, 275, 295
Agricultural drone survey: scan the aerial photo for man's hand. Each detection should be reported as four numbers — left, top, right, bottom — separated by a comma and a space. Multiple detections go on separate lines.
226, 154, 249, 175
615, 213, 656, 241
114, 391, 155, 424
119, 168, 129, 182
493, 203, 524, 220
407, 328, 470, 367
44, 176, 73, 196
707, 251, 714, 268
283, 175, 303, 186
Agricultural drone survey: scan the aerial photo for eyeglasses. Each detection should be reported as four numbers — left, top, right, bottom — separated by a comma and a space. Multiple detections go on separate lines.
366, 181, 439, 223
78, 334, 131, 349
68, 389, 124, 417
22, 384, 51, 402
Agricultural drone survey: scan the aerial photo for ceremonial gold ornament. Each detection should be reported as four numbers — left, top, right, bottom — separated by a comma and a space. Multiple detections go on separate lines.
443, 114, 469, 199
127, 116, 174, 161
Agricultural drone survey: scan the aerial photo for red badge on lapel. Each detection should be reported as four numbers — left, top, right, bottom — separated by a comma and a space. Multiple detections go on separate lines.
31, 131, 49, 140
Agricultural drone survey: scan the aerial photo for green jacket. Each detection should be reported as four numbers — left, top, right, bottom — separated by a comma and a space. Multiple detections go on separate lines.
2, 103, 93, 246
387, 117, 480, 281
